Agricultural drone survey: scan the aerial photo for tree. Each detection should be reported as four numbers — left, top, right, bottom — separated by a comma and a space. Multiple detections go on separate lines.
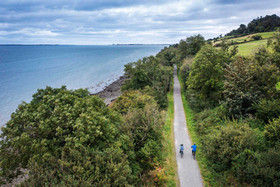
111, 90, 164, 183
122, 56, 173, 108
254, 99, 280, 123
187, 45, 225, 103
0, 86, 132, 185
156, 46, 178, 66
264, 117, 280, 144
223, 58, 258, 117
178, 35, 205, 60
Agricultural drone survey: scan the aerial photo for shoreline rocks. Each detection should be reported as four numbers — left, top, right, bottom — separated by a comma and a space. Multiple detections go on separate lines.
92, 75, 128, 105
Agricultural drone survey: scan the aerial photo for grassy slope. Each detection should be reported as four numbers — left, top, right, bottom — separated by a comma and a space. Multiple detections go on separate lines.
162, 81, 179, 186
177, 73, 218, 187
217, 32, 275, 56
235, 39, 268, 56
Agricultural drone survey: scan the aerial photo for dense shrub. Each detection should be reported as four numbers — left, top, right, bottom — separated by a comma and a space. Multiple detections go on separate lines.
203, 121, 265, 172
223, 58, 259, 118
249, 62, 280, 99
193, 106, 226, 136
236, 145, 280, 186
251, 34, 262, 40
254, 99, 280, 123
179, 58, 193, 90
122, 56, 173, 108
264, 117, 280, 144
111, 90, 164, 184
0, 86, 132, 185
156, 46, 178, 66
178, 34, 205, 60
111, 90, 155, 114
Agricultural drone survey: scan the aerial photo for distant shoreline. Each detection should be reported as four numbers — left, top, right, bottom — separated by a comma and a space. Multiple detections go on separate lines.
0, 44, 169, 46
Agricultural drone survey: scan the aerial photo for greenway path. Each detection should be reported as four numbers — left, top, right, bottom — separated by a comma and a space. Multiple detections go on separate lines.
173, 65, 203, 187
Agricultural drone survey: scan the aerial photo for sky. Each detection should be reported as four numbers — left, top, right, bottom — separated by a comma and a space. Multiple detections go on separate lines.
0, 0, 280, 45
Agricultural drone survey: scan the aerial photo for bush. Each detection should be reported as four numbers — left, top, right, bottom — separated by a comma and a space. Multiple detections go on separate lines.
122, 56, 173, 108
251, 34, 262, 40
111, 90, 164, 184
238, 145, 280, 186
254, 99, 280, 123
264, 117, 280, 144
0, 86, 132, 185
203, 120, 264, 172
193, 106, 226, 136
179, 58, 193, 90
223, 58, 259, 118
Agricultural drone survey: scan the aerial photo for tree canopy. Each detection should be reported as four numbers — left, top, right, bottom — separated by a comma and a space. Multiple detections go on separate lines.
0, 86, 132, 185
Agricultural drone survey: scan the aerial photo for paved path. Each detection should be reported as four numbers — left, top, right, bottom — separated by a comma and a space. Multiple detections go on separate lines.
173, 65, 203, 187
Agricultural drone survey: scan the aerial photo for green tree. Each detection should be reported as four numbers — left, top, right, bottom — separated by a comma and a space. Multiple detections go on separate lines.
179, 58, 193, 90
254, 99, 280, 123
187, 45, 225, 104
264, 117, 280, 144
122, 56, 173, 108
178, 34, 205, 60
111, 90, 164, 184
156, 46, 178, 66
223, 58, 258, 117
0, 86, 132, 185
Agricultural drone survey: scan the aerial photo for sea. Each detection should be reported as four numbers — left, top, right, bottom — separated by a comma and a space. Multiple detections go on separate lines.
0, 44, 165, 127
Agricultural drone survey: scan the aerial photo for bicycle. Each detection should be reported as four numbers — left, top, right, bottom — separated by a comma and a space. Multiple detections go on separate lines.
180, 150, 184, 158
192, 151, 196, 160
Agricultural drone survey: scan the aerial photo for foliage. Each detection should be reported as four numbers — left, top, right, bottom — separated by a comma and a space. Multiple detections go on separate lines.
264, 117, 280, 144
251, 34, 263, 40
0, 86, 132, 185
187, 45, 225, 106
179, 58, 193, 90
178, 34, 205, 60
254, 99, 280, 123
250, 60, 280, 99
268, 30, 280, 53
178, 23, 280, 187
223, 57, 259, 118
203, 120, 265, 172
111, 90, 155, 115
226, 14, 280, 37
193, 106, 226, 136
122, 56, 173, 108
111, 90, 165, 184
156, 46, 178, 66
277, 82, 280, 90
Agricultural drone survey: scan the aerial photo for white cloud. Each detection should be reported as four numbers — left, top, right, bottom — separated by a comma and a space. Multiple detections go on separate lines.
0, 0, 279, 44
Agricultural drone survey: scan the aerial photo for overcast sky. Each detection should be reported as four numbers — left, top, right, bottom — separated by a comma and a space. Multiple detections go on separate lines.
0, 0, 280, 45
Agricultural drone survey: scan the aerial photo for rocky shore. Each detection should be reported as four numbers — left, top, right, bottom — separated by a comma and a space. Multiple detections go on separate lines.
93, 75, 127, 105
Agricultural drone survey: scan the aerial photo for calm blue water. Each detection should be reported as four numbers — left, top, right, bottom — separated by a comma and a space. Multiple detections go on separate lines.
0, 45, 164, 127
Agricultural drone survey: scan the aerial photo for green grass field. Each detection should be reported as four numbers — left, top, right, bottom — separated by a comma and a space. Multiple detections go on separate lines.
216, 32, 276, 56
235, 39, 269, 56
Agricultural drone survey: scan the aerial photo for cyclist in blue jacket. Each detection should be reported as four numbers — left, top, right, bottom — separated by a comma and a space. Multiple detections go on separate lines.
180, 144, 184, 154
191, 143, 197, 159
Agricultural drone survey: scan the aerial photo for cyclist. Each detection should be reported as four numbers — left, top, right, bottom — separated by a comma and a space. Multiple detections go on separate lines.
180, 144, 184, 156
191, 143, 197, 159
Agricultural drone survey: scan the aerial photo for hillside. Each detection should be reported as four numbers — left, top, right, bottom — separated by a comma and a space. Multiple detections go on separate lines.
225, 14, 280, 37
213, 32, 275, 56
